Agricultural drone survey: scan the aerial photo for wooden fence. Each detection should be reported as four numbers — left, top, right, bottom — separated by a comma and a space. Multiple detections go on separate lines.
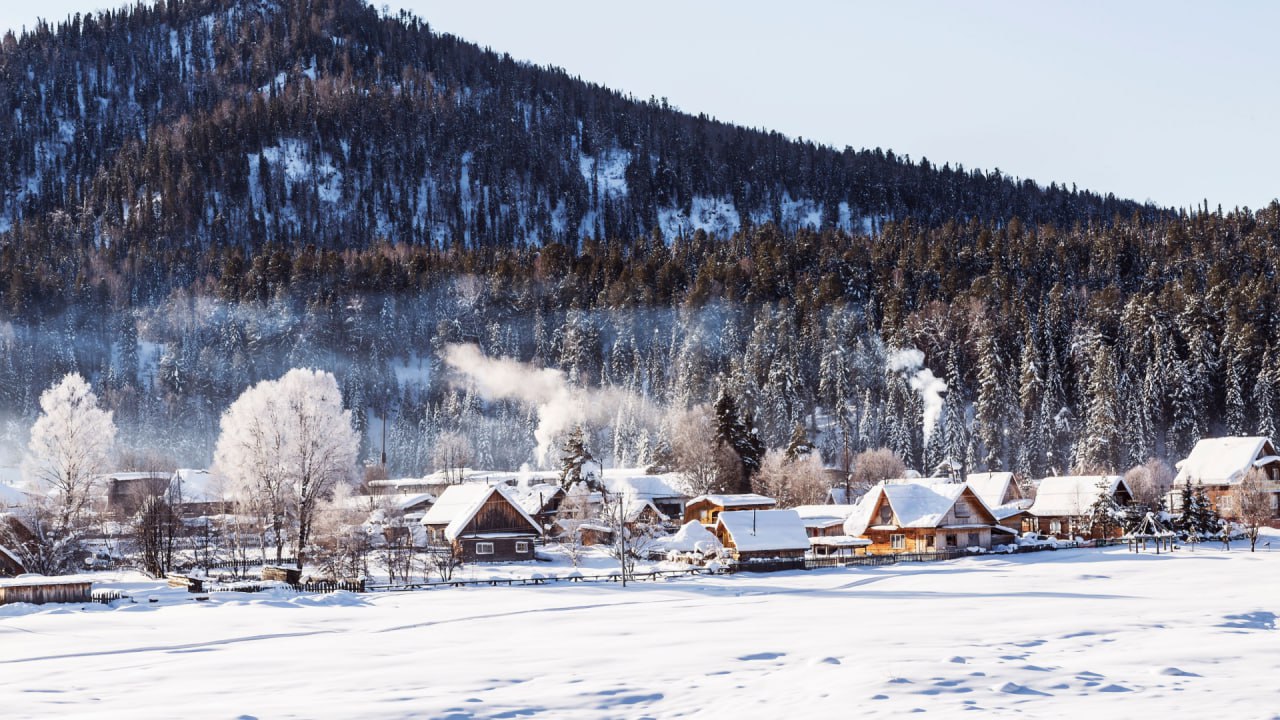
365, 567, 723, 592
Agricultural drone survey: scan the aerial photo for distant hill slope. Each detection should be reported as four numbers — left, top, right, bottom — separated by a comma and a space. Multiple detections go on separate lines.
0, 0, 1160, 254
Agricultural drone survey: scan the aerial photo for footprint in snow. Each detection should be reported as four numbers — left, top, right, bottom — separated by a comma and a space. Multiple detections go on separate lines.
994, 681, 1051, 696
738, 652, 786, 661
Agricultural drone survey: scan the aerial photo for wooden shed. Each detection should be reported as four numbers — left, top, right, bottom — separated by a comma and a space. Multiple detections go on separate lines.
683, 494, 777, 526
0, 576, 93, 605
714, 509, 811, 562
421, 483, 542, 562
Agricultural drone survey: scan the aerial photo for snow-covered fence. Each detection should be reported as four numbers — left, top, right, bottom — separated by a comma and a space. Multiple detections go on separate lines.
365, 567, 725, 592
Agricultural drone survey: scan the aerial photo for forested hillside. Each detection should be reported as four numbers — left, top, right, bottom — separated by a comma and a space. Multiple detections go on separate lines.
2, 0, 1274, 481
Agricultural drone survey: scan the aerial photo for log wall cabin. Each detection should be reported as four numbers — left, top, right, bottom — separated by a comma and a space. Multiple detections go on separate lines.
844, 481, 998, 555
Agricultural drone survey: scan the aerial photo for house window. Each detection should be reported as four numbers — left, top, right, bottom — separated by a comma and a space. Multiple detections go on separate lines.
879, 505, 893, 524
1271, 494, 1280, 515
515, 541, 530, 553
953, 502, 970, 518
475, 542, 495, 555
945, 534, 958, 548
1049, 520, 1062, 535
967, 533, 980, 547
890, 534, 906, 550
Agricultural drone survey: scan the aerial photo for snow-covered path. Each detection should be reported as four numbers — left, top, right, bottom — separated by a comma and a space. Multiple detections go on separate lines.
2, 547, 1279, 718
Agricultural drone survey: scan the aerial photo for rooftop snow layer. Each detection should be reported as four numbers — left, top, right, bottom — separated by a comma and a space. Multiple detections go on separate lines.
653, 520, 723, 554
688, 493, 777, 508
1174, 436, 1277, 486
964, 472, 1018, 507
716, 509, 811, 553
845, 481, 987, 536
1027, 476, 1126, 517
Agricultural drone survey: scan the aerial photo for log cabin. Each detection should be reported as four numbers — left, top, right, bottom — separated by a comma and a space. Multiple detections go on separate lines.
1026, 475, 1133, 539
1171, 436, 1280, 522
713, 509, 812, 562
0, 576, 93, 606
683, 494, 777, 526
421, 483, 543, 562
791, 504, 868, 556
844, 481, 999, 554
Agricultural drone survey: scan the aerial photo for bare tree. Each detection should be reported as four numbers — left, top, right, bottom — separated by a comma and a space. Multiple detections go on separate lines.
132, 495, 180, 577
215, 369, 359, 569
1124, 457, 1175, 510
1232, 469, 1275, 552
422, 541, 463, 582
753, 449, 831, 507
850, 448, 908, 496
432, 431, 473, 483
668, 405, 737, 495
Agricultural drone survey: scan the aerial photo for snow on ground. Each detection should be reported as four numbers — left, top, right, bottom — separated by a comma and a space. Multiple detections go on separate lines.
3, 546, 1280, 718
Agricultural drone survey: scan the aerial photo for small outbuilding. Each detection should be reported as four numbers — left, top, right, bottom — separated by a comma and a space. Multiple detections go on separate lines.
0, 575, 93, 606
713, 509, 811, 562
683, 494, 777, 526
1027, 475, 1132, 539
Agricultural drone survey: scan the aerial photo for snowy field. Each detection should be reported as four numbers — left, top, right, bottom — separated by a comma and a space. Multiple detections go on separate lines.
3, 545, 1280, 719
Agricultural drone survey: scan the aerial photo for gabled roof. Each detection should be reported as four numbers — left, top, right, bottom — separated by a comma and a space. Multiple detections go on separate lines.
792, 504, 857, 529
687, 493, 777, 508
625, 498, 668, 523
715, 510, 811, 553
171, 469, 231, 503
514, 483, 564, 515
601, 474, 686, 499
844, 481, 995, 536
1174, 436, 1279, 487
964, 472, 1018, 507
423, 483, 542, 541
1027, 476, 1127, 517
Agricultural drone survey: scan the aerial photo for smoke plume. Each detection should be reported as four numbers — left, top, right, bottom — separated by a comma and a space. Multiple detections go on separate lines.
888, 347, 947, 446
443, 343, 650, 468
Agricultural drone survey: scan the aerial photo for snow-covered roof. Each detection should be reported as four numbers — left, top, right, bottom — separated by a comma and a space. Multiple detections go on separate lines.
844, 481, 992, 536
964, 472, 1017, 508
170, 469, 231, 503
716, 510, 811, 553
601, 474, 685, 499
688, 493, 777, 508
990, 500, 1032, 521
424, 483, 542, 541
651, 520, 722, 555
1027, 476, 1127, 517
792, 504, 856, 529
808, 535, 872, 547
368, 477, 434, 489
514, 483, 563, 515
625, 498, 668, 523
421, 484, 492, 527
1174, 436, 1279, 487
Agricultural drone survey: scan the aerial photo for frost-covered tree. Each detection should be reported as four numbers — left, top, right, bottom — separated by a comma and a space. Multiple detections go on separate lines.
558, 425, 600, 491
23, 373, 117, 531
214, 368, 359, 568
1084, 478, 1124, 538
1231, 469, 1274, 552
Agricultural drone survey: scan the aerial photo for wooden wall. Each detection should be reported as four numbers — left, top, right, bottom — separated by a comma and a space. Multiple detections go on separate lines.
0, 581, 93, 605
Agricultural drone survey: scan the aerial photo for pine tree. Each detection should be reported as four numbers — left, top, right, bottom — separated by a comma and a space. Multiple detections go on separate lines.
784, 422, 815, 461
559, 425, 599, 491
1084, 479, 1123, 538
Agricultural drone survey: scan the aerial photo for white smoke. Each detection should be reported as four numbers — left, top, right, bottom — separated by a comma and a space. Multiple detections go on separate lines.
888, 347, 947, 445
443, 343, 649, 468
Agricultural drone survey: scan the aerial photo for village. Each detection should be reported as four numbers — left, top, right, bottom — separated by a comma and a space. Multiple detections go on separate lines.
3, 430, 1278, 605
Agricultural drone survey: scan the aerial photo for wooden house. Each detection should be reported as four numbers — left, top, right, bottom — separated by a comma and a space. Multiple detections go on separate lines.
1027, 475, 1132, 539
791, 504, 868, 556
603, 474, 688, 521
420, 483, 542, 562
0, 576, 93, 606
965, 472, 1033, 538
0, 514, 32, 576
713, 509, 811, 562
169, 469, 234, 518
103, 471, 172, 519
515, 483, 566, 532
844, 481, 999, 554
1172, 437, 1280, 521
683, 494, 777, 526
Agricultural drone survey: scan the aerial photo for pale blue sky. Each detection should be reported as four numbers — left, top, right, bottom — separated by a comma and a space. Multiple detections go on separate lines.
5, 1, 1277, 211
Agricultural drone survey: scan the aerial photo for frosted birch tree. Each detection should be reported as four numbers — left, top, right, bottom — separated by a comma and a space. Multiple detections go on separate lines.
214, 369, 359, 568
22, 373, 117, 531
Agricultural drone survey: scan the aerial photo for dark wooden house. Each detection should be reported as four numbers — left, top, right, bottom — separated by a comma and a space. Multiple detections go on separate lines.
421, 483, 542, 562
